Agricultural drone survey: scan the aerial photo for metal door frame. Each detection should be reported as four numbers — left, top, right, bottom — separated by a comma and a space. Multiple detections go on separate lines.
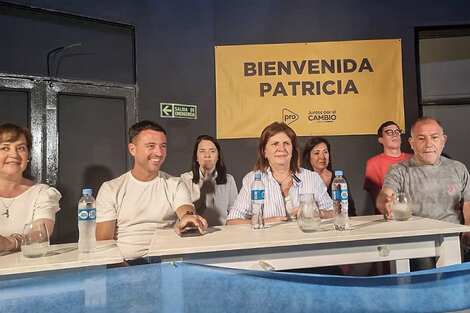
0, 73, 137, 186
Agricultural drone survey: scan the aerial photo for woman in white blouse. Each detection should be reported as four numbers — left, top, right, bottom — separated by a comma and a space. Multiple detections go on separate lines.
0, 123, 61, 252
181, 135, 237, 226
226, 122, 333, 224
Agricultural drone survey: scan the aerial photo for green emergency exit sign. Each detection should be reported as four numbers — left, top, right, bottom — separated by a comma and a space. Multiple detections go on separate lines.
160, 103, 197, 119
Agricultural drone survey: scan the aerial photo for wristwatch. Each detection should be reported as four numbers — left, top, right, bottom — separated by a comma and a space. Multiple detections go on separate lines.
178, 211, 197, 222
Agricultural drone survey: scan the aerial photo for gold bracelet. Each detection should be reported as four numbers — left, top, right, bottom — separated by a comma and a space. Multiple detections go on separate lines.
10, 233, 21, 251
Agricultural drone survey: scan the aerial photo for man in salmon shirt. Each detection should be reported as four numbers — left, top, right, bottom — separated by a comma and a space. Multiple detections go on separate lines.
364, 121, 411, 211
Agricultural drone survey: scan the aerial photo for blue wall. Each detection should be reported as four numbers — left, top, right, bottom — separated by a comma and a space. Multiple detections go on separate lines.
2, 0, 470, 214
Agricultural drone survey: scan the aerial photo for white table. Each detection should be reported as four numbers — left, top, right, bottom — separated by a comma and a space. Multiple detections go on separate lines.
148, 215, 470, 273
0, 240, 123, 280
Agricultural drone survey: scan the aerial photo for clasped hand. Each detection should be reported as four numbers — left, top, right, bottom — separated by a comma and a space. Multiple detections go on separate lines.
174, 214, 208, 236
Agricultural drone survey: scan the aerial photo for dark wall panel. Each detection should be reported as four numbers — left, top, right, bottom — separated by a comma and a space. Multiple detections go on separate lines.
134, 0, 216, 179
54, 94, 127, 243
0, 89, 29, 125
1, 0, 470, 219
0, 2, 135, 84
419, 34, 470, 102
423, 105, 470, 168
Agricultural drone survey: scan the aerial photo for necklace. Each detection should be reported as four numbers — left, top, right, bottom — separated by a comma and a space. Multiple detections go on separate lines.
272, 172, 292, 186
1, 197, 15, 219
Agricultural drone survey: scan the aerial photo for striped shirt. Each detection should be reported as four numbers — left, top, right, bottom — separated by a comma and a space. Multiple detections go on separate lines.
227, 167, 333, 220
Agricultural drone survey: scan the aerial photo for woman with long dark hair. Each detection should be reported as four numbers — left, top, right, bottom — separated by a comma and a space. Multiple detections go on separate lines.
181, 135, 237, 226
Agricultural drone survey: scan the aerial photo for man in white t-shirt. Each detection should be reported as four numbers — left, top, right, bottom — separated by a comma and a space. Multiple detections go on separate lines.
96, 120, 208, 261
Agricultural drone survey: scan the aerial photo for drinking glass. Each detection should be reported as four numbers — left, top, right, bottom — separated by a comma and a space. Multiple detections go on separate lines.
297, 193, 321, 232
21, 221, 50, 257
390, 192, 412, 221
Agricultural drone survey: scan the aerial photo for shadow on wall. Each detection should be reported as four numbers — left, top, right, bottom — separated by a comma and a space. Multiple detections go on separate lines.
83, 165, 114, 196
361, 192, 376, 216
52, 165, 113, 244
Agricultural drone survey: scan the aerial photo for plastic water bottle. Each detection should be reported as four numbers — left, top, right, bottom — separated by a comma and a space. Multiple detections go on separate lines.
78, 188, 96, 252
251, 173, 265, 229
332, 171, 350, 231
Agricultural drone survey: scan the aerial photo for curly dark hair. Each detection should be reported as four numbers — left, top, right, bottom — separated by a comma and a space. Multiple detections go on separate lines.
301, 137, 332, 172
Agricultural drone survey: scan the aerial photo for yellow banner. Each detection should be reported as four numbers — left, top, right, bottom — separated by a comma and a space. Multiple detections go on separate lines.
215, 39, 404, 139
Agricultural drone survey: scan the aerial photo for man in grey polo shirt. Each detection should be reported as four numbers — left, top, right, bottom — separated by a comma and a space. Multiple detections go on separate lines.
377, 117, 470, 266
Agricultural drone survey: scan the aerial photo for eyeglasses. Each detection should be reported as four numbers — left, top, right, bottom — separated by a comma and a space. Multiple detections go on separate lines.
383, 129, 404, 136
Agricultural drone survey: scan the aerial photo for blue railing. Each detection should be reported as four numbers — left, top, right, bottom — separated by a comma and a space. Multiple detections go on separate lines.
2, 261, 470, 313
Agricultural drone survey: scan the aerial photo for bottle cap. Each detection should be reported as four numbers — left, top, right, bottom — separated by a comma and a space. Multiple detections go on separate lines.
82, 188, 92, 195
254, 173, 261, 179
335, 170, 343, 176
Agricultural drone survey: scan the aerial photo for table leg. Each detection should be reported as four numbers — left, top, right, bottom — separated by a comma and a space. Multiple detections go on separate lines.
390, 259, 410, 273
436, 235, 461, 268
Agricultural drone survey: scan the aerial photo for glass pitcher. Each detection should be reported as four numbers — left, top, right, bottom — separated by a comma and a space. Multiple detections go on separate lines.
297, 193, 321, 232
